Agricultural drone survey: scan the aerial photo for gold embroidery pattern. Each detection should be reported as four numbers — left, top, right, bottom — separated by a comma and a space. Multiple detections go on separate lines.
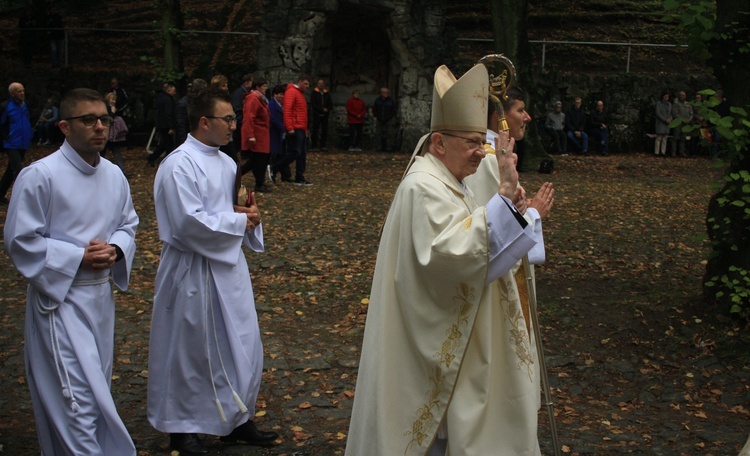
498, 277, 535, 380
405, 283, 474, 452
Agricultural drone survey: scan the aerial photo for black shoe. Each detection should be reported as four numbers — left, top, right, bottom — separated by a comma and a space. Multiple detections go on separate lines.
254, 185, 273, 193
170, 433, 208, 455
281, 177, 295, 183
220, 420, 279, 447
293, 178, 313, 186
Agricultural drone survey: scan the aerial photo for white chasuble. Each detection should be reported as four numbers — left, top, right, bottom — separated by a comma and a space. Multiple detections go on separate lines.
5, 141, 138, 456
346, 153, 540, 455
148, 135, 265, 435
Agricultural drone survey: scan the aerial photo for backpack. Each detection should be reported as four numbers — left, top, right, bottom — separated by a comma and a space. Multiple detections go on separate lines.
538, 158, 554, 174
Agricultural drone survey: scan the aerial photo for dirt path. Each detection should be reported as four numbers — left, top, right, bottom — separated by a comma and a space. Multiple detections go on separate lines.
0, 147, 747, 455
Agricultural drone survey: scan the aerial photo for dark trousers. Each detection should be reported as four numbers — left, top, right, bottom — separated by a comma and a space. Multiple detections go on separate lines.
240, 150, 271, 189
102, 141, 127, 175
546, 128, 566, 153
220, 141, 238, 163
590, 128, 609, 154
275, 130, 307, 180
515, 139, 526, 172
311, 115, 329, 148
376, 119, 394, 151
348, 124, 363, 148
149, 128, 174, 164
0, 148, 27, 198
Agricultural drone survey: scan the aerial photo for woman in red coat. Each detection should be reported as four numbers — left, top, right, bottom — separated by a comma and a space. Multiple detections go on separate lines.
240, 79, 272, 192
346, 89, 367, 151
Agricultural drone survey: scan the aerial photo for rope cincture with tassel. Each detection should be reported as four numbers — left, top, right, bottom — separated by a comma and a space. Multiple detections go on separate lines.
478, 53, 562, 456
204, 259, 249, 422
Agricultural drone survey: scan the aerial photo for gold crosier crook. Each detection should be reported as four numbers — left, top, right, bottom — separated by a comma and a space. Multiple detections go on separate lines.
478, 54, 563, 456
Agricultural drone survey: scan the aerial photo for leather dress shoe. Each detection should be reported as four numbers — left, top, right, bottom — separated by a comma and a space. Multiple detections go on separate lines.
220, 420, 279, 447
170, 433, 208, 455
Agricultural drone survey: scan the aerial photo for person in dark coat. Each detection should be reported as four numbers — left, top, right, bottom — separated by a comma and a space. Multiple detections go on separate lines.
148, 83, 176, 166
309, 78, 333, 151
565, 96, 589, 155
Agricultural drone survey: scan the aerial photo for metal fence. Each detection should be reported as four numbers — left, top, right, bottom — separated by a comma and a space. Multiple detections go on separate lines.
457, 38, 689, 73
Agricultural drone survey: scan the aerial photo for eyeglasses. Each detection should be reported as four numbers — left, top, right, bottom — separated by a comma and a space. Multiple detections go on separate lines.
205, 115, 237, 125
64, 114, 114, 127
440, 132, 486, 152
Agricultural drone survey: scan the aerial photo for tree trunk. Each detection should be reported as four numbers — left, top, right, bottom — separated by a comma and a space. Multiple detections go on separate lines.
160, 0, 184, 81
702, 0, 750, 313
489, 0, 530, 78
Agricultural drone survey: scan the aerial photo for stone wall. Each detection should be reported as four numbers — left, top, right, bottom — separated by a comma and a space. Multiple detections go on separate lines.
256, 0, 718, 154
257, 0, 447, 152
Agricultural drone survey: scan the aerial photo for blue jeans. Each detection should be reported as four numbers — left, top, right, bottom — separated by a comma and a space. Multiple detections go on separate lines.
590, 128, 608, 153
566, 131, 589, 154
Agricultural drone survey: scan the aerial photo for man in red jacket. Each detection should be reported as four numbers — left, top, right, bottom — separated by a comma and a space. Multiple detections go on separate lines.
273, 73, 313, 186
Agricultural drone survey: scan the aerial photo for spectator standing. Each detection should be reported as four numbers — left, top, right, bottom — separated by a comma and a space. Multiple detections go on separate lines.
148, 87, 278, 454
0, 82, 33, 204
690, 93, 709, 156
654, 90, 672, 156
46, 8, 65, 68
545, 101, 566, 154
671, 91, 693, 157
710, 89, 730, 157
267, 84, 289, 184
310, 78, 333, 151
175, 78, 208, 146
275, 73, 313, 186
107, 78, 130, 119
565, 96, 589, 155
36, 95, 60, 146
4, 88, 139, 456
372, 87, 396, 151
148, 83, 177, 166
102, 92, 128, 175
240, 79, 273, 193
589, 100, 609, 156
346, 89, 366, 151
231, 74, 254, 150
211, 74, 238, 162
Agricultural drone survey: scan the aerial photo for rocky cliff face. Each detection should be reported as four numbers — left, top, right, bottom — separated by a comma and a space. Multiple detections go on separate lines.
257, 0, 451, 150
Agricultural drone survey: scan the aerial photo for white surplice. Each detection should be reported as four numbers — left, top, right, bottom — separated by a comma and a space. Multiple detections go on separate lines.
148, 134, 264, 436
4, 141, 138, 456
346, 152, 540, 456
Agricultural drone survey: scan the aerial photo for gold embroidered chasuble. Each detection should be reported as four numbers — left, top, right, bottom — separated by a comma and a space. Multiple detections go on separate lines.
346, 153, 541, 456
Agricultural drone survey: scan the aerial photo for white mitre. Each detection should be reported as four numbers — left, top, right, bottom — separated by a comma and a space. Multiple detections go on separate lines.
411, 64, 489, 159
430, 64, 489, 133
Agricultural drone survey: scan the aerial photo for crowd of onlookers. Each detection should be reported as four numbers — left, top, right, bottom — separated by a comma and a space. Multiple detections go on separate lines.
542, 89, 730, 158
543, 97, 610, 156
653, 89, 729, 158
138, 73, 399, 192
1, 75, 736, 205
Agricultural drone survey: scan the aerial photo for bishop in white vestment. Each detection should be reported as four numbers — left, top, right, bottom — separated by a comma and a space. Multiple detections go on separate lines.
346, 65, 543, 455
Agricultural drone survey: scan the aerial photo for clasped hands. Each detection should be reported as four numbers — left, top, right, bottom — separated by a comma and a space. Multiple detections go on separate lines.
235, 191, 261, 231
81, 240, 116, 271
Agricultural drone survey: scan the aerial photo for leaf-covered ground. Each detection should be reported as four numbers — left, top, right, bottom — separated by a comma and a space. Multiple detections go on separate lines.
1, 145, 748, 455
